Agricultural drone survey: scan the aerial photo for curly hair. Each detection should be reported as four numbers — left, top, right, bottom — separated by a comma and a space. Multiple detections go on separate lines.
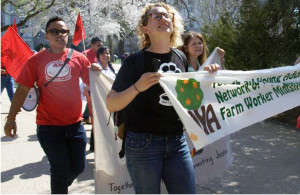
137, 3, 184, 50
178, 31, 208, 65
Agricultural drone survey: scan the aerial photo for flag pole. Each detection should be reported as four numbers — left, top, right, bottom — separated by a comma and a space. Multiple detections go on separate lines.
82, 34, 86, 51
81, 11, 85, 51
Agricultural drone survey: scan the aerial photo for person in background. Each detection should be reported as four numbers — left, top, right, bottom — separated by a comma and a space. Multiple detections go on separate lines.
82, 37, 103, 124
1, 63, 15, 102
106, 3, 219, 193
95, 46, 116, 80
179, 31, 232, 184
87, 46, 117, 152
3, 16, 100, 194
179, 31, 225, 71
38, 43, 46, 52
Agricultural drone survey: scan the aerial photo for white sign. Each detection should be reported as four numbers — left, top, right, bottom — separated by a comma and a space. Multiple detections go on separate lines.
159, 63, 300, 151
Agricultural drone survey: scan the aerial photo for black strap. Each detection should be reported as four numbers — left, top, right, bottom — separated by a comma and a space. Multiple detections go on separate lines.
42, 49, 73, 88
108, 62, 117, 75
171, 48, 188, 72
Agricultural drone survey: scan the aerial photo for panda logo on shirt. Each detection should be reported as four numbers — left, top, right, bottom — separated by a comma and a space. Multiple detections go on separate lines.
157, 62, 182, 106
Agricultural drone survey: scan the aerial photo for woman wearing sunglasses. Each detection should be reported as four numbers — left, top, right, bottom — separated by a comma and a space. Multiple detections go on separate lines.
106, 3, 200, 194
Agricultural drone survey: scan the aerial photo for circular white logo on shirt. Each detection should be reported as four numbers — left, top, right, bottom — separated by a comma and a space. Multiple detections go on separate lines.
158, 62, 182, 73
158, 62, 182, 106
45, 61, 71, 82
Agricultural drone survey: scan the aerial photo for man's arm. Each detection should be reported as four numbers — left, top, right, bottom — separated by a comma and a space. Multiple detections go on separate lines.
4, 85, 31, 138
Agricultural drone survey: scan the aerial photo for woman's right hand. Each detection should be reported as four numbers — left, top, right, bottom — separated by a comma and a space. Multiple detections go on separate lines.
106, 72, 162, 113
134, 72, 162, 92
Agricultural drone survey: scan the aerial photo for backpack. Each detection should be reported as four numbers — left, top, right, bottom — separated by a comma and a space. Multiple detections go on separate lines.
114, 48, 187, 158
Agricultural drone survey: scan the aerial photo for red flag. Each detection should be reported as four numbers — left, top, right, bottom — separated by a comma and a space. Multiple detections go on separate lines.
297, 116, 300, 129
12, 17, 18, 33
72, 13, 86, 46
1, 26, 34, 79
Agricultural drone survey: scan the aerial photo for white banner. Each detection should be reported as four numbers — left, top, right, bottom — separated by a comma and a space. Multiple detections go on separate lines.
159, 63, 300, 151
90, 68, 234, 193
91, 62, 300, 193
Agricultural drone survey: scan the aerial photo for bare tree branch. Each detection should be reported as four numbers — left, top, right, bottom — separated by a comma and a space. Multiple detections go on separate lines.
1, 0, 56, 32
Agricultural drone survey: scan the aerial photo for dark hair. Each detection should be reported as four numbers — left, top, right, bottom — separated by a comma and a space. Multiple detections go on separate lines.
179, 31, 208, 65
97, 46, 116, 73
45, 16, 65, 32
91, 37, 102, 44
97, 46, 107, 61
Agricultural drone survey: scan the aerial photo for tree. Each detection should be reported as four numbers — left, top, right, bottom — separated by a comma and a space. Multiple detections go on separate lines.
202, 12, 238, 70
167, 0, 241, 31
202, 0, 300, 70
2, 0, 153, 56
1, 0, 57, 32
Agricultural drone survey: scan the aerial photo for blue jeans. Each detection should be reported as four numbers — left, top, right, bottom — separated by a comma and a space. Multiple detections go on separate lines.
37, 121, 87, 194
125, 131, 196, 194
1, 74, 15, 102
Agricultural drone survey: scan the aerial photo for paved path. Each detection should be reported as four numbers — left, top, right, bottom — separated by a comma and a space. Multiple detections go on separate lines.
2, 88, 300, 193
1, 90, 94, 194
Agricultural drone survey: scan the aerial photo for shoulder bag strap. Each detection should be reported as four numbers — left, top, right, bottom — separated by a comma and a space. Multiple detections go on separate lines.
171, 48, 188, 72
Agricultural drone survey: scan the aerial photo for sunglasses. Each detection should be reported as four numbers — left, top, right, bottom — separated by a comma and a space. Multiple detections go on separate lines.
148, 12, 174, 22
47, 28, 70, 36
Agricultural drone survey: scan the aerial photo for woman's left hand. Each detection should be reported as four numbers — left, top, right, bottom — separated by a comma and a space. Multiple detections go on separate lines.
203, 63, 220, 74
90, 63, 102, 71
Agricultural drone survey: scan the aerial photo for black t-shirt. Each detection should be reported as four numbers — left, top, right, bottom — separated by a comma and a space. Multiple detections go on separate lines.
112, 50, 188, 135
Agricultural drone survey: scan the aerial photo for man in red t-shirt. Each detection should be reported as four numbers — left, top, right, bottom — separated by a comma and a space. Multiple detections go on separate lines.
82, 37, 103, 64
4, 16, 100, 194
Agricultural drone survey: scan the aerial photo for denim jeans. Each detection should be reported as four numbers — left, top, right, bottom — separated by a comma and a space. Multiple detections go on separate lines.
125, 131, 196, 194
1, 74, 15, 102
37, 121, 87, 194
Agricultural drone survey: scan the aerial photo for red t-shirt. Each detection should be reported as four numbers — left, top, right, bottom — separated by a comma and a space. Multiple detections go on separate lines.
83, 48, 97, 63
16, 48, 91, 126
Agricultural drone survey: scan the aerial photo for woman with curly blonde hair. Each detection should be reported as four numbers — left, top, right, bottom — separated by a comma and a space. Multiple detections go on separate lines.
107, 2, 196, 194
137, 2, 184, 50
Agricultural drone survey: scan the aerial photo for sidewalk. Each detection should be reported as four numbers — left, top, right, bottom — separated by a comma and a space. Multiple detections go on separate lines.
2, 89, 300, 194
1, 90, 95, 194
